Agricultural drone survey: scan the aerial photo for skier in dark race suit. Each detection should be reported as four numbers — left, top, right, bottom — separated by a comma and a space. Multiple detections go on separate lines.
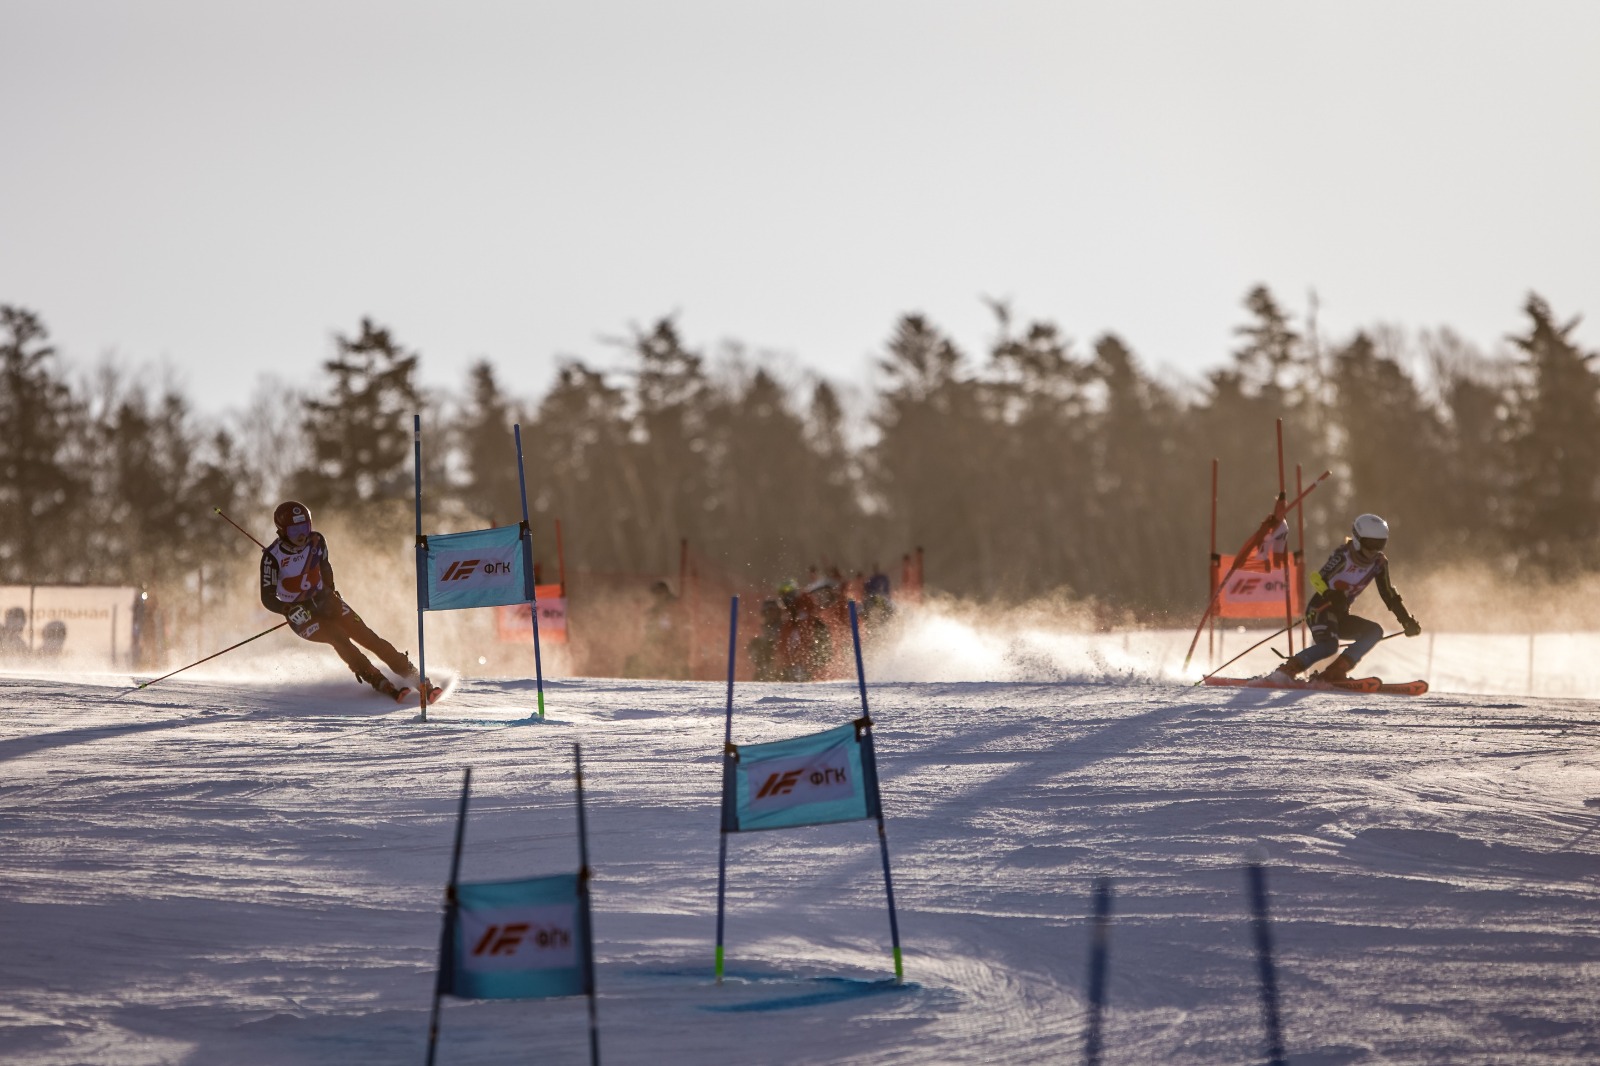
1264, 513, 1423, 685
260, 501, 436, 703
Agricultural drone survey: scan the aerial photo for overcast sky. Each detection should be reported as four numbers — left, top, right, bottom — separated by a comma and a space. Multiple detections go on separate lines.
3, 0, 1597, 417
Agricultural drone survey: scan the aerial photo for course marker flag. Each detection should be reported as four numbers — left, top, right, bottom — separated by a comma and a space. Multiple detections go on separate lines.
439, 873, 588, 1000
721, 720, 880, 833
426, 751, 600, 1065
714, 597, 902, 984
419, 524, 534, 613
413, 415, 550, 720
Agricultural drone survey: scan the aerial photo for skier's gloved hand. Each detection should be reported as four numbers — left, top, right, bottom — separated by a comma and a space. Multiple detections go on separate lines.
311, 589, 338, 616
1401, 616, 1422, 637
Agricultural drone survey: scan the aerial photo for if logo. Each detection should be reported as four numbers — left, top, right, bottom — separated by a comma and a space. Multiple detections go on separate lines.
471, 923, 570, 956
442, 560, 481, 581
473, 923, 528, 956
756, 770, 803, 798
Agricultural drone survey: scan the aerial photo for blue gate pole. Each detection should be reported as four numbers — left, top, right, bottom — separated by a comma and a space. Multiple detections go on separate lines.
714, 596, 738, 983
413, 414, 430, 722
512, 424, 546, 719
573, 744, 600, 1065
425, 768, 471, 1066
851, 600, 903, 982
1084, 878, 1112, 1066
1248, 863, 1287, 1066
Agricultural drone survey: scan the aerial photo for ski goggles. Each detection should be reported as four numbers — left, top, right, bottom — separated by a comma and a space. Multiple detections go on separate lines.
1357, 536, 1387, 553
285, 520, 312, 543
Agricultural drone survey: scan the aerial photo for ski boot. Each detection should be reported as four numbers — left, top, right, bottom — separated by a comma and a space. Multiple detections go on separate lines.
358, 667, 409, 703
1261, 658, 1303, 685
1311, 654, 1358, 684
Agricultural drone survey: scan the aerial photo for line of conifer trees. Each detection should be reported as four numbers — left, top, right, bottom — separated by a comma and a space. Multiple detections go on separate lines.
2, 288, 1596, 619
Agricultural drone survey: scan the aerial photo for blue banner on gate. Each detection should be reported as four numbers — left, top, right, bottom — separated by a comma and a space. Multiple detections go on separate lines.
420, 524, 535, 612
721, 721, 880, 833
440, 873, 591, 1000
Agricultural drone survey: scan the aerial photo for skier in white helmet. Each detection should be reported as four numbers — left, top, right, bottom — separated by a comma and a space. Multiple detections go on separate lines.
259, 501, 434, 703
1264, 513, 1422, 685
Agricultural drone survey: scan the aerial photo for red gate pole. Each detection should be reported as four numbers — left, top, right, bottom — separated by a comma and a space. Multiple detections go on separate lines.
555, 518, 567, 595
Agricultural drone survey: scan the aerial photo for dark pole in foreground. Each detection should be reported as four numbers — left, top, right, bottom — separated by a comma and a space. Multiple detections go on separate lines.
413, 414, 430, 722
1084, 877, 1112, 1066
714, 596, 738, 983
851, 600, 903, 983
1248, 863, 1287, 1066
514, 424, 547, 719
425, 769, 472, 1066
573, 744, 600, 1065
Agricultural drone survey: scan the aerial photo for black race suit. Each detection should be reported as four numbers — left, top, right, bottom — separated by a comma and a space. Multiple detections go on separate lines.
260, 532, 413, 688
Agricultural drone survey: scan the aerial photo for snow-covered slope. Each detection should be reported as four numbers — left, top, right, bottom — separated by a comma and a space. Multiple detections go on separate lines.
2, 658, 1598, 1064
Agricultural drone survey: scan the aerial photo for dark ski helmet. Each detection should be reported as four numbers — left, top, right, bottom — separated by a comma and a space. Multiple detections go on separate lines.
274, 500, 313, 546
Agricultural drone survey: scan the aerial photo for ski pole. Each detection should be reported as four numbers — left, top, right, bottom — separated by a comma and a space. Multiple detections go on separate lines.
1265, 629, 1406, 661
213, 506, 266, 550
1195, 622, 1295, 685
114, 621, 288, 698
1197, 600, 1336, 684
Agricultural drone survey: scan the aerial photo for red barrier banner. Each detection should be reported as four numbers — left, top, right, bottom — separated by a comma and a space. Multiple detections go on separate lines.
1215, 553, 1302, 620
495, 584, 567, 644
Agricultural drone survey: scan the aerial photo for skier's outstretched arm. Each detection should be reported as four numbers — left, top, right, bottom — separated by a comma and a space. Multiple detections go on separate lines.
1378, 564, 1421, 636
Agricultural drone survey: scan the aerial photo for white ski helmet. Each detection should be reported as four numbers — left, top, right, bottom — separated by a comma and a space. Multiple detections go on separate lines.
1351, 513, 1389, 554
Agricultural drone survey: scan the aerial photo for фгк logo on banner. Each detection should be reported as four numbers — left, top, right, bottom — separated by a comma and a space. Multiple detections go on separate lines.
458, 902, 578, 973
437, 546, 519, 584
746, 740, 855, 811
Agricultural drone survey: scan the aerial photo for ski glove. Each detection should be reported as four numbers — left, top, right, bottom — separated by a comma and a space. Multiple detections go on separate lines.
311, 589, 339, 616
1400, 616, 1422, 637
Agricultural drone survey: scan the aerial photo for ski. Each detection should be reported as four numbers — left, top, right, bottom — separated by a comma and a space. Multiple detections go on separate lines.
1375, 680, 1429, 696
1201, 675, 1379, 693
1202, 675, 1428, 696
1319, 676, 1430, 696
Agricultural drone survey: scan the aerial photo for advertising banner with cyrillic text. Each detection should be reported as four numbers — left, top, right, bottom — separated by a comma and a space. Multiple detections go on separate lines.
721, 721, 880, 833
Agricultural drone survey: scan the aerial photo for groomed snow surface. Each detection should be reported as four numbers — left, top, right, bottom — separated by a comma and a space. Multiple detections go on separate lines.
3, 620, 1599, 1065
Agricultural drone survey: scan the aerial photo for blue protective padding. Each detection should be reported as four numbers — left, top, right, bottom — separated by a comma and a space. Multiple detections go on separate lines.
700, 976, 915, 1013
722, 721, 879, 833
420, 524, 535, 612
440, 873, 591, 1000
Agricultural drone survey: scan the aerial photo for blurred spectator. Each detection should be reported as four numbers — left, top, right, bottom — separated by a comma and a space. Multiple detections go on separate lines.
777, 583, 831, 681
0, 607, 29, 661
38, 620, 66, 659
862, 565, 894, 628
131, 589, 167, 670
625, 580, 688, 679
747, 598, 783, 681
